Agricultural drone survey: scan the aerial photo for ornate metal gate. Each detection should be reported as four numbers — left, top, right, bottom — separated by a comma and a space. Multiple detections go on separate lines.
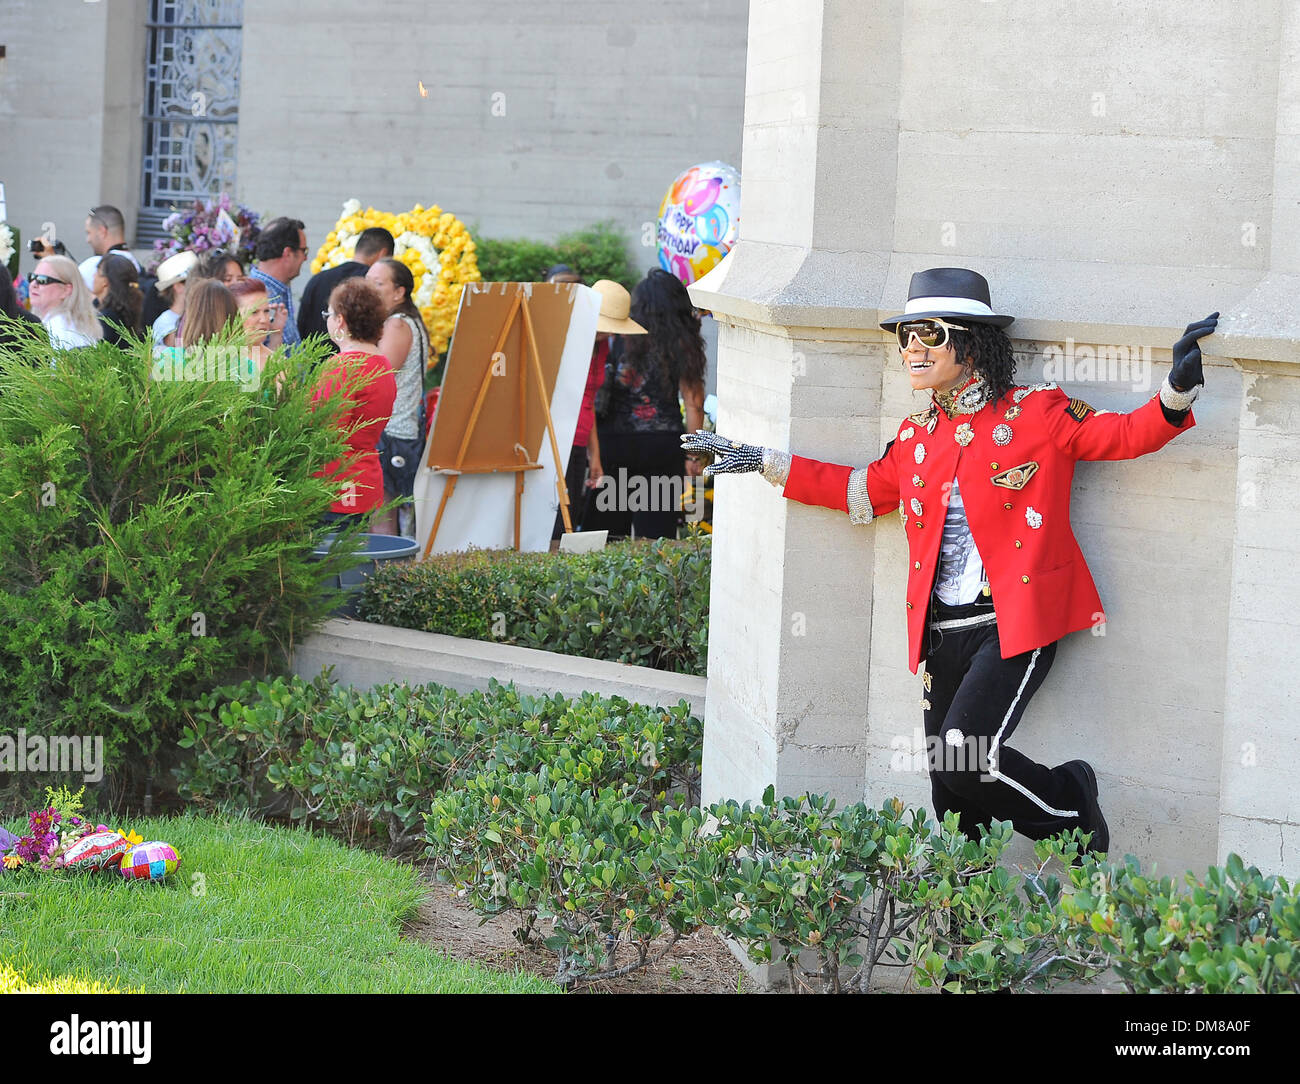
137, 0, 243, 244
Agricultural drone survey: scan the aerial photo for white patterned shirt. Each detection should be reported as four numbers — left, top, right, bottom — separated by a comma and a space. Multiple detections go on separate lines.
934, 478, 987, 605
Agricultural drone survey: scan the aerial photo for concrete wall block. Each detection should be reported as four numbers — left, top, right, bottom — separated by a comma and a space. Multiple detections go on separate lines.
232, 1, 751, 273
1217, 816, 1300, 876
702, 684, 781, 806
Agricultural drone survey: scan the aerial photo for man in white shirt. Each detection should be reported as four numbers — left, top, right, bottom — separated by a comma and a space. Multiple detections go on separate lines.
78, 205, 141, 289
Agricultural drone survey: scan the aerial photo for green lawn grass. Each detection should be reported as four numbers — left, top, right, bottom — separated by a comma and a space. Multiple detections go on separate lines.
0, 812, 555, 994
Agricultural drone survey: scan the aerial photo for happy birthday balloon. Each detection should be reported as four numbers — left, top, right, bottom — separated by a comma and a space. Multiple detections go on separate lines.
656, 161, 740, 286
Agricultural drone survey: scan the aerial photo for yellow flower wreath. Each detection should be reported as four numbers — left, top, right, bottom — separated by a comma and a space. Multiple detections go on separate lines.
311, 199, 481, 359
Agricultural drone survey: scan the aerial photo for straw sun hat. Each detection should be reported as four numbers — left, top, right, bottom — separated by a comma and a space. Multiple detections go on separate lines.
591, 279, 647, 335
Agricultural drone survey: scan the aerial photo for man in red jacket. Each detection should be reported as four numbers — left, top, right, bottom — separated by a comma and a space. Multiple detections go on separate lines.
683, 268, 1218, 855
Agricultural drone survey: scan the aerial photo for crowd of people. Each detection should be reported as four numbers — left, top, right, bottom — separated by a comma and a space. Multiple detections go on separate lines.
0, 202, 710, 541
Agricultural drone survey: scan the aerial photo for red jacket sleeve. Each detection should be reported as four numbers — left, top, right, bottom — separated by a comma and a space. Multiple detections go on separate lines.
1042, 387, 1194, 462
782, 439, 903, 520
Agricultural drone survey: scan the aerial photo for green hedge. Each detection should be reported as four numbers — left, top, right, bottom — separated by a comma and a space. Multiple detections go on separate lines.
473, 220, 638, 290
172, 668, 1300, 993
356, 535, 710, 676
175, 671, 702, 857
431, 769, 1300, 993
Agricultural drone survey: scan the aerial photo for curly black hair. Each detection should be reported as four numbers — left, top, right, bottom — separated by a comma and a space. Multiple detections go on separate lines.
948, 323, 1018, 406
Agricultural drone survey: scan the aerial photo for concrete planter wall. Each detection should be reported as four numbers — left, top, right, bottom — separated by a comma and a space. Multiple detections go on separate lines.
291, 618, 707, 715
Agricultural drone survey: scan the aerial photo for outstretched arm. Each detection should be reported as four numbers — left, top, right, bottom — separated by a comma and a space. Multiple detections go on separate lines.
680, 431, 902, 524
1046, 313, 1217, 461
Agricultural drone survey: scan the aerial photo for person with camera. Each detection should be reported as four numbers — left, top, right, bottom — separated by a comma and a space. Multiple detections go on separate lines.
250, 217, 308, 354
683, 267, 1219, 857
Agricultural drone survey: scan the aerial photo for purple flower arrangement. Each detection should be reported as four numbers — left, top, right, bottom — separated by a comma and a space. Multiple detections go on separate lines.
3, 805, 95, 870
148, 192, 263, 273
1, 785, 134, 873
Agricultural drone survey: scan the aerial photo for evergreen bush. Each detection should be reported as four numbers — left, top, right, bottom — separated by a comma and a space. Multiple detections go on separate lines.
0, 319, 366, 810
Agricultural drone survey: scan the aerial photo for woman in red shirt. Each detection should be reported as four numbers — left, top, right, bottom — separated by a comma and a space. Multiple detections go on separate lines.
312, 277, 397, 524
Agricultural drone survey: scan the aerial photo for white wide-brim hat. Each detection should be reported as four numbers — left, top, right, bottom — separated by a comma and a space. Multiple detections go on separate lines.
156, 250, 198, 292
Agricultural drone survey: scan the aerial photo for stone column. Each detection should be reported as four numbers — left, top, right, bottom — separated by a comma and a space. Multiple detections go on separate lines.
690, 0, 915, 809
1215, 0, 1300, 873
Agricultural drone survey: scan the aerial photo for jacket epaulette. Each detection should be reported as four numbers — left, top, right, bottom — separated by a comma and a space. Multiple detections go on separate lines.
1010, 382, 1059, 403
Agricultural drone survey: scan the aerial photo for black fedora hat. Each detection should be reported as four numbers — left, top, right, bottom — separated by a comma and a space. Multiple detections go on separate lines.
879, 267, 1014, 330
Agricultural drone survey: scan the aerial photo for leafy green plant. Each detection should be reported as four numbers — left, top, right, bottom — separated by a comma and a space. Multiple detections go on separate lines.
176, 672, 702, 856
1058, 851, 1300, 993
0, 323, 365, 812
426, 763, 705, 986
472, 220, 637, 290
684, 789, 932, 993
358, 534, 711, 676
684, 791, 1109, 994
898, 817, 1109, 993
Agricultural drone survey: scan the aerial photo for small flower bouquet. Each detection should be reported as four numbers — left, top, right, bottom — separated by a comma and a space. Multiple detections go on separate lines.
147, 193, 262, 273
1, 786, 143, 874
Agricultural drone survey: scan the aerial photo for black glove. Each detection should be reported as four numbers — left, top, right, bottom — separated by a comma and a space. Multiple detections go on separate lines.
1169, 312, 1218, 392
680, 430, 765, 476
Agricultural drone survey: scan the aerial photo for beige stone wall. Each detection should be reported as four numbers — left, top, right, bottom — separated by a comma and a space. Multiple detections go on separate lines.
236, 0, 747, 277
0, 0, 148, 252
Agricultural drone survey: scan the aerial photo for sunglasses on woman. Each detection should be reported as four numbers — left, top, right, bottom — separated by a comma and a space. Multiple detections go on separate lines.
896, 317, 969, 352
28, 273, 69, 287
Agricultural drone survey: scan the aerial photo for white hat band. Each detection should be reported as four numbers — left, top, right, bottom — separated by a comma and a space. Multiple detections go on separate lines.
903, 295, 997, 318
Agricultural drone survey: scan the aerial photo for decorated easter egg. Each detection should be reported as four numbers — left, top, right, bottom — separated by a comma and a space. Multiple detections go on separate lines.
119, 841, 181, 882
61, 830, 132, 872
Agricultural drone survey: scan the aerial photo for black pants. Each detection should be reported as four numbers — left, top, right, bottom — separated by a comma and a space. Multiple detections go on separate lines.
921, 599, 1087, 842
582, 429, 684, 540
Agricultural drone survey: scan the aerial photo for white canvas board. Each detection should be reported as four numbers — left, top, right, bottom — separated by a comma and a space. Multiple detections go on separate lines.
412, 282, 600, 554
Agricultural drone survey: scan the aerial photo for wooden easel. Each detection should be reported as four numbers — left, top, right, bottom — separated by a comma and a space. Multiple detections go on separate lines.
421, 287, 573, 558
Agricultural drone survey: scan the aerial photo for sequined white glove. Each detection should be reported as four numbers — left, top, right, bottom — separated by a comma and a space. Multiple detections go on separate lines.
680, 431, 793, 488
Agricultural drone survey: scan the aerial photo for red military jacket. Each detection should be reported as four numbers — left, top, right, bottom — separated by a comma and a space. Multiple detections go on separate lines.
781, 380, 1195, 673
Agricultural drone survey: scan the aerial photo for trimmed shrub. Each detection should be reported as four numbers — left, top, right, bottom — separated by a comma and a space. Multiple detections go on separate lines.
897, 818, 1107, 994
0, 323, 364, 811
1058, 851, 1300, 993
426, 765, 706, 986
176, 672, 702, 856
357, 534, 710, 676
685, 789, 915, 993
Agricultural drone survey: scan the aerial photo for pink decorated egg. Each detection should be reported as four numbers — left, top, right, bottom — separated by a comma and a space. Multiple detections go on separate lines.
119, 841, 181, 882
61, 830, 132, 872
